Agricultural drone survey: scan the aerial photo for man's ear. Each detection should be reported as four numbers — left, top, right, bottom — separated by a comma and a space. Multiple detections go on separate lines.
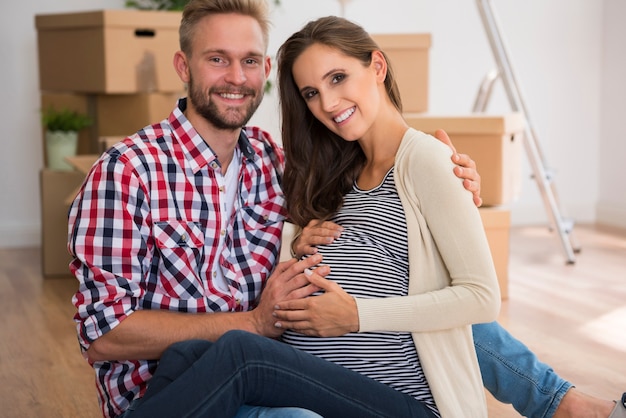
173, 50, 191, 84
371, 50, 387, 82
264, 55, 272, 79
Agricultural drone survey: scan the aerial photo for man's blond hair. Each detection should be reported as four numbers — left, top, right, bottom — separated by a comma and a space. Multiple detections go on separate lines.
179, 0, 271, 56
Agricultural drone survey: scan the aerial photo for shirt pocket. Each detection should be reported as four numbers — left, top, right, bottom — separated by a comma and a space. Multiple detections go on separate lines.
238, 197, 286, 276
153, 220, 206, 299
241, 197, 287, 231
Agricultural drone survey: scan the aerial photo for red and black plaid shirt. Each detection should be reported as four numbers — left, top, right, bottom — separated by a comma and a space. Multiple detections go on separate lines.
68, 98, 287, 418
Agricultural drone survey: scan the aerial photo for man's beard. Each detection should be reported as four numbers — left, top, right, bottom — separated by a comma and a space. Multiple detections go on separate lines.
188, 75, 264, 130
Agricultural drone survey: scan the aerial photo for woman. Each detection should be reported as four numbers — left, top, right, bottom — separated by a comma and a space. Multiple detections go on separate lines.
274, 15, 501, 418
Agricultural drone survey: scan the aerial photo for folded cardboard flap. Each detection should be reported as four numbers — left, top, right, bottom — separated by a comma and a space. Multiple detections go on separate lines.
63, 154, 100, 205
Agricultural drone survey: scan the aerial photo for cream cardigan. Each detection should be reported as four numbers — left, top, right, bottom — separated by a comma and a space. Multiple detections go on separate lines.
281, 128, 500, 417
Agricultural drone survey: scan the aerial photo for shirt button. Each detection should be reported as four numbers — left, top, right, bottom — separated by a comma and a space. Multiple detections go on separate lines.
212, 271, 217, 278
219, 186, 225, 193
180, 233, 187, 242
220, 229, 226, 236
235, 299, 241, 306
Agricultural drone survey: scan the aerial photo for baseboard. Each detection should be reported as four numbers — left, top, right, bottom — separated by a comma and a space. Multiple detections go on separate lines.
509, 202, 596, 227
0, 223, 40, 248
596, 202, 626, 229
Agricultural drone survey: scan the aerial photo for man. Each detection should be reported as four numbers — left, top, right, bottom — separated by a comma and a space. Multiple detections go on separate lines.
68, 0, 623, 417
69, 2, 323, 416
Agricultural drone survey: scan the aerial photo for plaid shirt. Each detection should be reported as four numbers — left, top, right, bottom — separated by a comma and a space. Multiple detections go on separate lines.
68, 98, 287, 418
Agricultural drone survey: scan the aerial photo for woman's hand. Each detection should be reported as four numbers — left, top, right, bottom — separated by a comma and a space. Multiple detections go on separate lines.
273, 268, 359, 337
292, 220, 344, 259
434, 129, 483, 207
252, 256, 326, 338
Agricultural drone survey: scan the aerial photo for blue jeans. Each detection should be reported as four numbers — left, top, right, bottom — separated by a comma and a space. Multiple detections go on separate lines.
473, 321, 573, 418
126, 330, 436, 418
234, 405, 322, 418
125, 403, 320, 418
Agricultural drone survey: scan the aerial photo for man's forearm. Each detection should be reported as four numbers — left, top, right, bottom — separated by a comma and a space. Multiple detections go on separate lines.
86, 309, 259, 362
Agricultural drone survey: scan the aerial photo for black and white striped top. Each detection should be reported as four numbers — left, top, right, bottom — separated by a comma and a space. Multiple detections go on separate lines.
281, 168, 439, 417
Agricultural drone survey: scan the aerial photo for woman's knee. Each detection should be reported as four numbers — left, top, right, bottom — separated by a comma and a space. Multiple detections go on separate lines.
217, 330, 271, 354
161, 339, 214, 365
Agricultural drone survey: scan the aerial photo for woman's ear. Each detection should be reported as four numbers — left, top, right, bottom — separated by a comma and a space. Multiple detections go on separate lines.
371, 50, 388, 83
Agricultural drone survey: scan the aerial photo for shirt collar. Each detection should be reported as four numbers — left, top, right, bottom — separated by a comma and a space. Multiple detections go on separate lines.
169, 97, 256, 174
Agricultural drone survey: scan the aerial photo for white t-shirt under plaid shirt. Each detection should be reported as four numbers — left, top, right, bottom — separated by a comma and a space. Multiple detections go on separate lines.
68, 98, 287, 418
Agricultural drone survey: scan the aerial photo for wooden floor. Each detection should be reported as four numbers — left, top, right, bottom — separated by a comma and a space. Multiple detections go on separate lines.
1, 224, 624, 418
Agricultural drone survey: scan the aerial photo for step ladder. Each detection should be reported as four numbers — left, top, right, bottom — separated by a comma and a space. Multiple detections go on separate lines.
473, 0, 580, 264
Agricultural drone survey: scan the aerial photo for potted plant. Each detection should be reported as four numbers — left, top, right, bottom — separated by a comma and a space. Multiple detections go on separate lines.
41, 106, 92, 171
125, 0, 189, 10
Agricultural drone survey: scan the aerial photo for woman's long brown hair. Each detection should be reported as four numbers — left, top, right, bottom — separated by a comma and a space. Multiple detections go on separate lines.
277, 16, 402, 227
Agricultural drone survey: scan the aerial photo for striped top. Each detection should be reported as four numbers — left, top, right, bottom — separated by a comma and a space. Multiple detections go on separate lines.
281, 168, 439, 417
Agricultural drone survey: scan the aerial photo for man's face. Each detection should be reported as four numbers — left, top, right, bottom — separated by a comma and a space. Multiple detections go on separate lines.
185, 13, 270, 130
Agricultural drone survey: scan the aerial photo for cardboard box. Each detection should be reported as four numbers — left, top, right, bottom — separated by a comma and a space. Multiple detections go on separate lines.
479, 207, 511, 300
95, 92, 182, 136
63, 154, 101, 205
404, 113, 525, 206
41, 92, 182, 154
65, 154, 100, 175
99, 136, 126, 153
36, 10, 183, 93
371, 33, 431, 113
40, 169, 87, 278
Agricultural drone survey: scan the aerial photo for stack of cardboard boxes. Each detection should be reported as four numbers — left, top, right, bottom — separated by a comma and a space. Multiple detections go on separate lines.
36, 9, 185, 277
371, 33, 522, 299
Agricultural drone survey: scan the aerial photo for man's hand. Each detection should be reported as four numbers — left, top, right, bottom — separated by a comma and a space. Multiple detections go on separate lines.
434, 129, 483, 207
252, 255, 329, 338
292, 220, 344, 259
273, 268, 358, 337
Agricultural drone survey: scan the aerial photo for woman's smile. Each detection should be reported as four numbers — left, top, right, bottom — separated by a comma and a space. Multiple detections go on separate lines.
333, 106, 356, 124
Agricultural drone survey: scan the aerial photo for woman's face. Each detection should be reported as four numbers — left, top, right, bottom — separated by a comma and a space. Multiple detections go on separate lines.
292, 43, 385, 142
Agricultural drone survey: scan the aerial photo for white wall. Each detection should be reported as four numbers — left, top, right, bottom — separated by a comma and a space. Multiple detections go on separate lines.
1, 0, 621, 248
0, 0, 126, 248
598, 0, 626, 229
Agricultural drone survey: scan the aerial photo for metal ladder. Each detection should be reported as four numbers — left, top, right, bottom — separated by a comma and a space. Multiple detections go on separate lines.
473, 0, 580, 264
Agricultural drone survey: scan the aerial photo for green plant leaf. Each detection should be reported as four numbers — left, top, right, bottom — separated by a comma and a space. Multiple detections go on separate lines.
41, 106, 93, 132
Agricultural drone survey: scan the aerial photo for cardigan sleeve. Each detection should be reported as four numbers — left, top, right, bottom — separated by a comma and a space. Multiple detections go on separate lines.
356, 129, 501, 333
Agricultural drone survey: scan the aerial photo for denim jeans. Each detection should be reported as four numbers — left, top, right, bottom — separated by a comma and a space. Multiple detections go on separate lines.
126, 330, 436, 418
473, 321, 573, 418
234, 405, 322, 418
124, 400, 322, 418
125, 402, 320, 418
